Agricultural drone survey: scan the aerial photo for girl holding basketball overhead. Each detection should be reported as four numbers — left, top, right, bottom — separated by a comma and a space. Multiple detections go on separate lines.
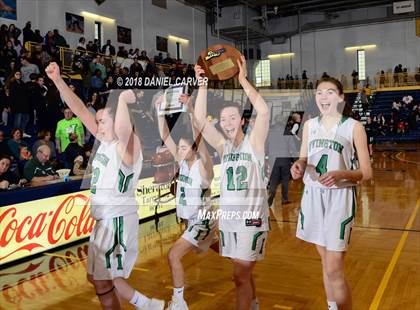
155, 93, 217, 310
194, 55, 270, 310
291, 77, 372, 310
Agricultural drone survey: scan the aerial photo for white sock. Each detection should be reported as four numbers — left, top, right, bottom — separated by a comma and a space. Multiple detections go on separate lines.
327, 301, 338, 310
173, 287, 184, 301
130, 290, 150, 308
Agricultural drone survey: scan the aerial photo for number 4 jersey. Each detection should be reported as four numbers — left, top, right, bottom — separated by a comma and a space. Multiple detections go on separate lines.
90, 140, 143, 220
303, 116, 358, 188
220, 135, 269, 232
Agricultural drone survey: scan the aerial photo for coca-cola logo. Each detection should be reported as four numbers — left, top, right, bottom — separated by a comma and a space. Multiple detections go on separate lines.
0, 194, 95, 263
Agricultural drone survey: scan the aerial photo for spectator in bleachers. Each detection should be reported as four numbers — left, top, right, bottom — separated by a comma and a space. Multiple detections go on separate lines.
0, 154, 21, 189
64, 133, 84, 167
163, 52, 174, 65
90, 69, 104, 93
101, 39, 115, 56
9, 37, 22, 56
43, 30, 55, 54
29, 75, 48, 130
90, 55, 106, 79
130, 57, 143, 76
379, 70, 385, 88
22, 21, 35, 45
415, 68, 420, 85
32, 129, 56, 159
117, 46, 128, 58
4, 59, 16, 79
7, 128, 28, 159
138, 50, 149, 61
3, 40, 17, 64
393, 64, 402, 86
0, 24, 9, 49
19, 56, 39, 82
76, 37, 86, 50
86, 40, 95, 53
0, 130, 13, 156
351, 70, 358, 89
99, 76, 113, 102
9, 71, 31, 135
0, 87, 11, 126
302, 70, 308, 88
55, 107, 84, 154
154, 52, 163, 63
33, 29, 43, 43
23, 144, 58, 183
53, 29, 67, 47
7, 24, 21, 41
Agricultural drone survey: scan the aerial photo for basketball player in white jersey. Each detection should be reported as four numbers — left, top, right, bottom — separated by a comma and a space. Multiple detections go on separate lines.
194, 56, 269, 310
45, 62, 164, 310
156, 93, 217, 310
291, 77, 372, 310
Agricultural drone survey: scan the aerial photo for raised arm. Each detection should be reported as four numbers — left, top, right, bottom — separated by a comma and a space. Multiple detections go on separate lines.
193, 64, 225, 156
182, 94, 214, 183
115, 90, 142, 166
237, 56, 270, 156
45, 62, 97, 135
154, 94, 178, 160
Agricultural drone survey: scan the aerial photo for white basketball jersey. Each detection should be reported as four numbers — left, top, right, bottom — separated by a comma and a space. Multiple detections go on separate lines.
176, 159, 210, 220
220, 135, 269, 232
90, 140, 143, 220
303, 116, 358, 188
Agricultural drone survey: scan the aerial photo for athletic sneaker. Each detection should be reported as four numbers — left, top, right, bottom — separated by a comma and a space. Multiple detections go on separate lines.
165, 296, 189, 310
251, 298, 259, 310
138, 298, 165, 310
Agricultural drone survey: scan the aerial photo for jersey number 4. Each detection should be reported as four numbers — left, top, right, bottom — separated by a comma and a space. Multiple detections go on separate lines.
315, 154, 328, 175
226, 166, 248, 190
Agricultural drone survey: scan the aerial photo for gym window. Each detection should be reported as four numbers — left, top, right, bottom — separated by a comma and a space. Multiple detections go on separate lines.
357, 50, 366, 81
255, 59, 271, 87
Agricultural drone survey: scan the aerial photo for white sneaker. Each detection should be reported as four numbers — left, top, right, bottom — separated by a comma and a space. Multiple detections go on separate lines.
165, 296, 189, 310
250, 298, 259, 310
139, 298, 165, 310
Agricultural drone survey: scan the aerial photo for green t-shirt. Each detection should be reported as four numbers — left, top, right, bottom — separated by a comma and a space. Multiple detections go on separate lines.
23, 158, 56, 181
55, 117, 85, 152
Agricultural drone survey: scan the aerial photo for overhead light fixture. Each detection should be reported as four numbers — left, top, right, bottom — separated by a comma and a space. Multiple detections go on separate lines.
267, 53, 295, 58
81, 11, 115, 23
345, 44, 377, 51
168, 35, 189, 43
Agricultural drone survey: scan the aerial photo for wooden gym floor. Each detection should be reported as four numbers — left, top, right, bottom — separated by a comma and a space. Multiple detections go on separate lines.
0, 143, 419, 310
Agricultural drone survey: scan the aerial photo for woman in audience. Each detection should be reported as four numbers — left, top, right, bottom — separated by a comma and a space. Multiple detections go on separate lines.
7, 128, 28, 160
0, 154, 21, 189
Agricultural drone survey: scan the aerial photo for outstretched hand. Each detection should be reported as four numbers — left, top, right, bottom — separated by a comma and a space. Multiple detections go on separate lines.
45, 62, 62, 83
237, 55, 247, 81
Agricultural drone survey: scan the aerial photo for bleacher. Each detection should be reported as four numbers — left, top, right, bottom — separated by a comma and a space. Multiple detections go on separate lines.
370, 89, 420, 143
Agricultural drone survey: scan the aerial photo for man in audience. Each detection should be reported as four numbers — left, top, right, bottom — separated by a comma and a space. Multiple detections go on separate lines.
130, 57, 143, 76
55, 107, 84, 154
64, 132, 84, 167
154, 52, 163, 63
23, 144, 58, 183
53, 29, 67, 47
101, 39, 115, 56
20, 56, 40, 82
163, 52, 174, 65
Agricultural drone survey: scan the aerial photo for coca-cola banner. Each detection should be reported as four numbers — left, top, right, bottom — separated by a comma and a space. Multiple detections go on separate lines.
0, 167, 221, 265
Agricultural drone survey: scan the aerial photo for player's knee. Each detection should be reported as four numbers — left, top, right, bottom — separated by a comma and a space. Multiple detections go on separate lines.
232, 264, 253, 286
168, 247, 181, 266
325, 264, 344, 281
93, 279, 114, 295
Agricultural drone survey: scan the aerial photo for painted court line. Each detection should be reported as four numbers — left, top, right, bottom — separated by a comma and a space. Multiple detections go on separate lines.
369, 198, 420, 310
273, 305, 293, 309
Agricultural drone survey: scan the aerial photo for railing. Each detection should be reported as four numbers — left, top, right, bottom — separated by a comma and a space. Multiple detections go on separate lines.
373, 72, 420, 89
24, 41, 171, 74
